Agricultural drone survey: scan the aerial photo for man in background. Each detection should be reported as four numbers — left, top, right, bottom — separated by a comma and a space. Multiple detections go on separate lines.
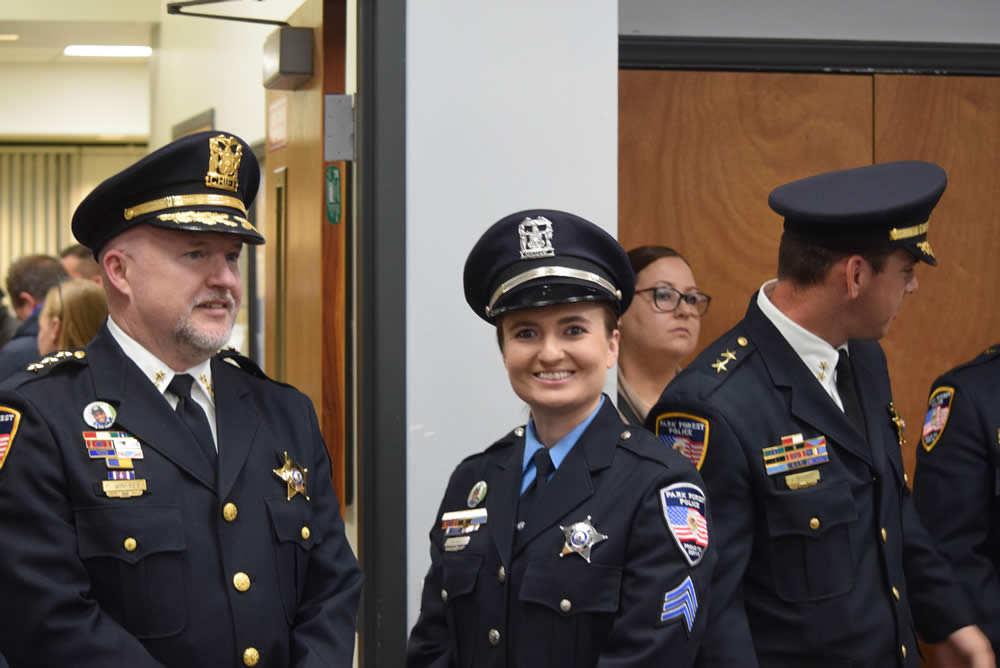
0, 254, 67, 379
60, 242, 103, 286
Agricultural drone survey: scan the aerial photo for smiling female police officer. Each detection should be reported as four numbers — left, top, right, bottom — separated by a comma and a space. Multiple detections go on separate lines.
406, 209, 715, 668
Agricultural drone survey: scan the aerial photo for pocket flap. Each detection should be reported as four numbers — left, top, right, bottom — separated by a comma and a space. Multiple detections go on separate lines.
765, 483, 858, 537
75, 505, 185, 565
519, 559, 621, 615
266, 496, 320, 548
441, 553, 482, 599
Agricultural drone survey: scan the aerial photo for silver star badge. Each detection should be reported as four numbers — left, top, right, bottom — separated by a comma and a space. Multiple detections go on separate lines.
559, 515, 608, 563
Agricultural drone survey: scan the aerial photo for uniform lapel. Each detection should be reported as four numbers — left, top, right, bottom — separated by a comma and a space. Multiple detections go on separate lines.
744, 301, 873, 466
489, 437, 524, 571
87, 324, 216, 491
513, 400, 617, 556
211, 357, 260, 500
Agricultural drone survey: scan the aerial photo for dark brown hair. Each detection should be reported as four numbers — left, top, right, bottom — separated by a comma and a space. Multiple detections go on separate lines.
777, 235, 892, 286
627, 245, 689, 277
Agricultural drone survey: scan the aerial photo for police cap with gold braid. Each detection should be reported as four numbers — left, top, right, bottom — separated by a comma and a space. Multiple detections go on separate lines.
464, 209, 634, 324
769, 160, 946, 266
72, 130, 264, 255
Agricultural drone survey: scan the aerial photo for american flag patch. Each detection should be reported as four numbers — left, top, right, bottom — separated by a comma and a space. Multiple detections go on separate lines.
0, 406, 20, 471
660, 482, 709, 567
654, 413, 709, 470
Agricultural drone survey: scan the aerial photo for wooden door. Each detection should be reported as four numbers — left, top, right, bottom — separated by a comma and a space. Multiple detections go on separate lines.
619, 70, 873, 358
875, 74, 1000, 479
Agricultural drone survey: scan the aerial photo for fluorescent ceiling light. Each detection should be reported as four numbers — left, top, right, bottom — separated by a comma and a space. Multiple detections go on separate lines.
0, 34, 20, 42
64, 45, 152, 57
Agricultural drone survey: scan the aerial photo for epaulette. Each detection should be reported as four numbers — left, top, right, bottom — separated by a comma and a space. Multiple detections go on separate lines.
25, 349, 88, 374
484, 425, 526, 454
694, 328, 755, 388
949, 344, 1000, 374
215, 347, 269, 379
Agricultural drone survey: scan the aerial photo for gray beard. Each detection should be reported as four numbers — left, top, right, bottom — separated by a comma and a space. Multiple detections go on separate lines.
173, 293, 237, 355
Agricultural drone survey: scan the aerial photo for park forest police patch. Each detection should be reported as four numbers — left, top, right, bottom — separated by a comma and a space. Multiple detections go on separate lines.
659, 482, 709, 567
0, 406, 20, 471
922, 386, 955, 452
653, 413, 709, 470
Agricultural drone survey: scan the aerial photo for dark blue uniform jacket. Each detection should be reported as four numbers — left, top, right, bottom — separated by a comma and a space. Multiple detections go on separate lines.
0, 324, 362, 668
914, 347, 1000, 649
646, 297, 973, 668
407, 398, 715, 667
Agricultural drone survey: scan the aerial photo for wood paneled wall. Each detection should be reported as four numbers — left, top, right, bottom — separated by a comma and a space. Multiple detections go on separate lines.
619, 69, 1000, 484
265, 0, 348, 505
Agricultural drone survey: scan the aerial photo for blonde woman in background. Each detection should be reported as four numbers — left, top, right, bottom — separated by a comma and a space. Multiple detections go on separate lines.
36, 279, 108, 355
616, 246, 710, 425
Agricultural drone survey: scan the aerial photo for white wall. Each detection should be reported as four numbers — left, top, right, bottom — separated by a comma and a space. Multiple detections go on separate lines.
0, 64, 149, 137
150, 0, 303, 149
619, 0, 1000, 42
405, 0, 619, 629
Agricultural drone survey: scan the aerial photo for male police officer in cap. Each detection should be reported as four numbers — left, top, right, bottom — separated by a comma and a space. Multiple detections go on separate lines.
408, 210, 715, 667
0, 131, 362, 668
645, 162, 994, 668
914, 346, 1000, 652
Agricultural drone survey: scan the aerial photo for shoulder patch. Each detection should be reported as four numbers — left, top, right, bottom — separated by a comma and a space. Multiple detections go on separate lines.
0, 406, 21, 470
921, 386, 955, 452
659, 482, 708, 567
652, 412, 709, 470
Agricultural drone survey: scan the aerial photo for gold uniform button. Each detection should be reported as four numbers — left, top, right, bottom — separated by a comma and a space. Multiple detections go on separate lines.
243, 647, 260, 666
488, 629, 501, 646
498, 566, 506, 583
74, 351, 86, 359
222, 503, 238, 522
809, 518, 820, 530
514, 427, 524, 437
301, 526, 311, 540
892, 586, 900, 600
559, 599, 572, 613
440, 588, 448, 602
881, 528, 887, 543
901, 645, 907, 659
123, 537, 137, 552
737, 336, 749, 347
621, 430, 631, 440
904, 473, 909, 484
233, 572, 251, 592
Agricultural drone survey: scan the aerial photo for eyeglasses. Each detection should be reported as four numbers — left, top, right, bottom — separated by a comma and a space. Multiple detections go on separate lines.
635, 285, 711, 316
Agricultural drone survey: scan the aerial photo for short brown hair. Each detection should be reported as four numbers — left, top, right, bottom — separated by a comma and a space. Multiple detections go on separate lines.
777, 234, 892, 286
626, 245, 689, 276
6, 255, 68, 308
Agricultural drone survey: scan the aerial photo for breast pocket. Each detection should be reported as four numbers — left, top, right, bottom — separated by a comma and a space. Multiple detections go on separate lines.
441, 553, 483, 667
266, 496, 322, 625
518, 558, 622, 664
75, 505, 187, 638
764, 483, 858, 602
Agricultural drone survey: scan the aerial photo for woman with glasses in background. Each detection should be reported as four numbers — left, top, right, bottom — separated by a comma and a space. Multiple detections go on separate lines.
616, 246, 710, 425
36, 278, 108, 356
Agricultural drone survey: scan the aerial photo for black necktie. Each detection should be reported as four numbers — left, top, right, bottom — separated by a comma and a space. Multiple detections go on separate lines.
517, 448, 555, 525
531, 448, 555, 491
168, 374, 217, 468
835, 350, 865, 434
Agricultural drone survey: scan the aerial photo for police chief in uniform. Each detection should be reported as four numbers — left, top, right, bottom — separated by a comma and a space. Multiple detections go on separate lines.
645, 162, 994, 668
915, 347, 1000, 651
407, 210, 716, 667
0, 131, 362, 668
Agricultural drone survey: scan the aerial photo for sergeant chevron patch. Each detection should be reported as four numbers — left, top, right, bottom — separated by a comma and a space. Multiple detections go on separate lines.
661, 575, 698, 632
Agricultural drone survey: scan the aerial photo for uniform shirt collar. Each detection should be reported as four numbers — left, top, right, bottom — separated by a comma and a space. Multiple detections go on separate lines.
756, 280, 845, 405
520, 395, 604, 493
107, 315, 214, 405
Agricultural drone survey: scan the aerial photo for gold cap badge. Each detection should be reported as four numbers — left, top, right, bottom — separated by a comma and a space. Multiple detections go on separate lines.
205, 134, 243, 192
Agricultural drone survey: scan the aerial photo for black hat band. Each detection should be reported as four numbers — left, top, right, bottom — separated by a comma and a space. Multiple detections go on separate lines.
486, 265, 622, 318
124, 193, 247, 221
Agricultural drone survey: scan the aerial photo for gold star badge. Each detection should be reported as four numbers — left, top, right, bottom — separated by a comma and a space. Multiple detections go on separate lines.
273, 451, 310, 501
711, 359, 729, 373
721, 349, 737, 362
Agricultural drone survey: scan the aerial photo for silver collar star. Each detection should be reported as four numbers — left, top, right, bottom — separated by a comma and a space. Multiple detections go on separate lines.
559, 515, 608, 563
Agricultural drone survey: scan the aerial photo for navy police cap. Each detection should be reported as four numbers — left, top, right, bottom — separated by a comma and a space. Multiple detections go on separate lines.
464, 209, 634, 323
769, 160, 946, 266
72, 130, 263, 255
